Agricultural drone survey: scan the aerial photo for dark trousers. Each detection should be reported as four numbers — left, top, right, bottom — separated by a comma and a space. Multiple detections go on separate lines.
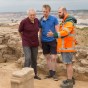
23, 46, 38, 75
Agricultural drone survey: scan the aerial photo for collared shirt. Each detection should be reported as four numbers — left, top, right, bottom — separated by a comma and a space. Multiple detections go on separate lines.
40, 15, 58, 42
18, 17, 40, 47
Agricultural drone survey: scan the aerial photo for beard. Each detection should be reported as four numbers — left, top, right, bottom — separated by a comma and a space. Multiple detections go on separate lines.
59, 13, 65, 19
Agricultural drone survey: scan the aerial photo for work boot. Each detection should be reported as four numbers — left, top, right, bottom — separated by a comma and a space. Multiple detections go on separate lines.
63, 77, 75, 85
45, 70, 53, 79
52, 75, 58, 81
60, 79, 73, 88
34, 76, 41, 80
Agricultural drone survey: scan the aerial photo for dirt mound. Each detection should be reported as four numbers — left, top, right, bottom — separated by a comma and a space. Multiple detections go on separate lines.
0, 62, 88, 88
0, 26, 88, 81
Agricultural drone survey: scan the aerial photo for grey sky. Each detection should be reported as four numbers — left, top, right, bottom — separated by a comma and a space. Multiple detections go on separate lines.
0, 0, 88, 12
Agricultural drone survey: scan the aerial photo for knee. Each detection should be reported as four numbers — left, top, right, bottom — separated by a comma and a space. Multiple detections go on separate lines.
66, 64, 73, 68
25, 55, 31, 61
51, 58, 56, 62
47, 58, 51, 62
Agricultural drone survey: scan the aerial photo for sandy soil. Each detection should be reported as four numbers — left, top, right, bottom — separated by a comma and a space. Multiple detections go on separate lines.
0, 26, 88, 88
0, 62, 88, 88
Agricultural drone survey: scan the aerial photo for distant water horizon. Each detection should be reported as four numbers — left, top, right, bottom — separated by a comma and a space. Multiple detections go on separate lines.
0, 10, 88, 28
0, 9, 88, 13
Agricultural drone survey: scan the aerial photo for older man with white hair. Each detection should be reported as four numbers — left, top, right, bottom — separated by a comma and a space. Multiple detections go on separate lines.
18, 9, 41, 80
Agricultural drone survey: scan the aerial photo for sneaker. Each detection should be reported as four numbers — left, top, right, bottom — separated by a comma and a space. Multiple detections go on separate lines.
63, 77, 75, 85
52, 75, 58, 81
60, 79, 73, 88
34, 76, 41, 80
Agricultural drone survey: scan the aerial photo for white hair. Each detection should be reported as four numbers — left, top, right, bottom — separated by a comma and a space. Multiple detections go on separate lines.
27, 8, 36, 14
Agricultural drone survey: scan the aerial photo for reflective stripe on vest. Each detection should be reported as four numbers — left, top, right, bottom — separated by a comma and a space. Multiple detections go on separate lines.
63, 28, 70, 34
59, 47, 75, 50
60, 33, 75, 51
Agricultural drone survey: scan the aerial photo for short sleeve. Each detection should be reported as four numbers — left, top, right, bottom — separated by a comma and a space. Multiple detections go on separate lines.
54, 17, 59, 26
18, 20, 24, 32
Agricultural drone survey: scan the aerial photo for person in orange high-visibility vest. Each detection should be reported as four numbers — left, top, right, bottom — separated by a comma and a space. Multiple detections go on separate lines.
47, 7, 77, 88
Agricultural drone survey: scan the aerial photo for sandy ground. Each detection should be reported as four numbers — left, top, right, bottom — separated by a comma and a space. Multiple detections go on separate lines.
0, 62, 88, 88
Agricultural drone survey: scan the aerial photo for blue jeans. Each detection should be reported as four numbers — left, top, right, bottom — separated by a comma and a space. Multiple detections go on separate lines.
23, 46, 38, 75
61, 52, 73, 64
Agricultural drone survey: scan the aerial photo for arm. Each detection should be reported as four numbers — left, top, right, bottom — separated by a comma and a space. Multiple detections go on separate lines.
54, 17, 59, 32
18, 20, 24, 38
39, 28, 42, 48
38, 19, 42, 47
47, 22, 73, 38
57, 22, 73, 37
19, 32, 23, 38
55, 24, 59, 32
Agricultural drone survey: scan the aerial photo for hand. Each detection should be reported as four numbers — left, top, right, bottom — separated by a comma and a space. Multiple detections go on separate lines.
47, 30, 54, 37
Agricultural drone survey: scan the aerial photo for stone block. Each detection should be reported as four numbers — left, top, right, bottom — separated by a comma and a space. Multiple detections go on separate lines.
11, 68, 34, 88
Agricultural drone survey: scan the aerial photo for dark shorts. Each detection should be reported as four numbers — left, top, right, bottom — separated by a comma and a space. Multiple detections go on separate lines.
41, 40, 57, 54
61, 52, 73, 64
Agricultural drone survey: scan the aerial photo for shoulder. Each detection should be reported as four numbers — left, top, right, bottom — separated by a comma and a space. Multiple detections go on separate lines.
65, 15, 77, 24
49, 15, 57, 19
20, 17, 28, 24
64, 21, 74, 27
49, 15, 58, 22
35, 18, 39, 22
35, 18, 40, 24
